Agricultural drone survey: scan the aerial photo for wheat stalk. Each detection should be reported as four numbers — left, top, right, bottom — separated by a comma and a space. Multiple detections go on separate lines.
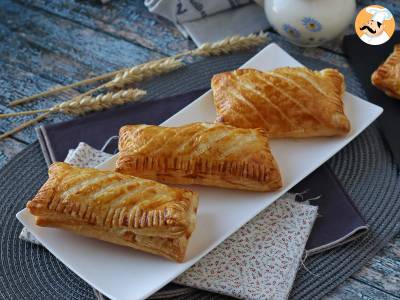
53, 89, 146, 115
107, 58, 184, 88
190, 32, 267, 56
0, 89, 146, 140
0, 89, 146, 119
8, 77, 112, 107
9, 32, 267, 106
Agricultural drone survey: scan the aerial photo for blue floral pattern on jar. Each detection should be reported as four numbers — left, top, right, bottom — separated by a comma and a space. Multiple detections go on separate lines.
302, 17, 322, 32
282, 24, 301, 39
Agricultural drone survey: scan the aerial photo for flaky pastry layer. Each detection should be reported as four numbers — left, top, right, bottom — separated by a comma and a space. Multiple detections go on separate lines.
371, 44, 400, 99
27, 162, 198, 262
211, 67, 351, 138
116, 122, 282, 192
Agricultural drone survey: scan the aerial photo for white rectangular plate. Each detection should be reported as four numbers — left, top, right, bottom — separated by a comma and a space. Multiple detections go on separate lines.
17, 43, 382, 300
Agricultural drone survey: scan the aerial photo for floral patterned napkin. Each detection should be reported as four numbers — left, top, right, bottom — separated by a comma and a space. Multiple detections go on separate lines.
175, 196, 317, 299
20, 142, 318, 300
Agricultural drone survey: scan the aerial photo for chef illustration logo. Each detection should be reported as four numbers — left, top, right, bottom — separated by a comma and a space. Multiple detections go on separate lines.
355, 5, 395, 45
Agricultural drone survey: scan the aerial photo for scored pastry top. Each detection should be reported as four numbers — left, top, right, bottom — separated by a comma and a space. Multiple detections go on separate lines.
27, 162, 198, 240
211, 67, 351, 138
119, 122, 273, 165
116, 122, 282, 191
371, 44, 400, 100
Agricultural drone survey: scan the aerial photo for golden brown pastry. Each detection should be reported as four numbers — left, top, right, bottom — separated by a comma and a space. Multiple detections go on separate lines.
27, 162, 198, 262
211, 67, 351, 138
116, 122, 282, 192
371, 44, 400, 99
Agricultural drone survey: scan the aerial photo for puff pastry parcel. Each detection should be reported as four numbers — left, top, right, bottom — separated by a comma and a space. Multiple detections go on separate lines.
116, 122, 282, 192
27, 162, 198, 262
211, 67, 351, 138
371, 44, 400, 99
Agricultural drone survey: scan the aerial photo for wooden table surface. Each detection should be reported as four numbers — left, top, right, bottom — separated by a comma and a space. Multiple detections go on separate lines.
0, 0, 398, 299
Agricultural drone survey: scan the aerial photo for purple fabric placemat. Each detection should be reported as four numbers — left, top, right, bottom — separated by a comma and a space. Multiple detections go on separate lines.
292, 164, 367, 255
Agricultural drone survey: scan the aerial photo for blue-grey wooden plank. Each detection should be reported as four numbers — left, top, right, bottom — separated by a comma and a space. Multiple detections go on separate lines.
325, 277, 400, 300
0, 60, 77, 143
352, 235, 400, 298
0, 0, 163, 83
21, 0, 194, 56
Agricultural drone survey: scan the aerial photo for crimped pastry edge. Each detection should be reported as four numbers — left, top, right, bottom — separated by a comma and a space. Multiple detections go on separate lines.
115, 153, 283, 192
35, 213, 190, 262
27, 163, 198, 238
26, 162, 199, 262
117, 123, 283, 191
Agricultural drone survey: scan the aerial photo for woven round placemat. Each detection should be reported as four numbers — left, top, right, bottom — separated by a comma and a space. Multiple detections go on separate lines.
1, 48, 399, 300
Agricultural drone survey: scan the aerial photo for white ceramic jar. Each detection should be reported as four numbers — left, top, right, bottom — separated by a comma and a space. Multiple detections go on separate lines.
265, 0, 356, 47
